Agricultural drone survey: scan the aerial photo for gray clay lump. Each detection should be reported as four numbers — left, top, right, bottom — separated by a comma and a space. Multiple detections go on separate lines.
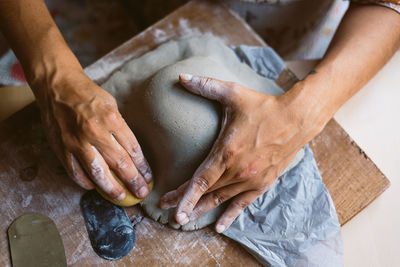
102, 35, 304, 231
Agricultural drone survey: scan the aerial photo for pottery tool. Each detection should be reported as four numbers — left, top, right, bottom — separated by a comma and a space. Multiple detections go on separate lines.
8, 213, 67, 267
80, 190, 136, 260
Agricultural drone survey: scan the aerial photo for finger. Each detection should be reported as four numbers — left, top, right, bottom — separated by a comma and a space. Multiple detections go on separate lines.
94, 133, 149, 199
174, 108, 239, 225
179, 74, 240, 105
207, 155, 263, 193
206, 167, 237, 193
159, 180, 190, 210
204, 126, 242, 194
174, 153, 226, 225
160, 148, 235, 209
113, 122, 153, 183
75, 144, 125, 201
215, 190, 261, 233
64, 152, 95, 190
189, 182, 246, 222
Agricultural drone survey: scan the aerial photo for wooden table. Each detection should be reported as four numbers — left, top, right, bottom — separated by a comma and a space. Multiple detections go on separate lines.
0, 1, 389, 266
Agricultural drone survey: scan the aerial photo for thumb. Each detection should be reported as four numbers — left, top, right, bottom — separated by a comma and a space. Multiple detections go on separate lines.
179, 74, 239, 105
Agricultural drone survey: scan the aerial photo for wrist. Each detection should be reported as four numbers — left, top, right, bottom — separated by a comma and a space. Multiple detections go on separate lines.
281, 79, 333, 138
30, 63, 91, 115
23, 25, 83, 94
27, 53, 84, 106
27, 52, 83, 92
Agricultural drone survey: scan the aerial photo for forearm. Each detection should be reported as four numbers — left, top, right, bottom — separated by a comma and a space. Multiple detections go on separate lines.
0, 0, 82, 98
0, 0, 153, 199
290, 4, 400, 132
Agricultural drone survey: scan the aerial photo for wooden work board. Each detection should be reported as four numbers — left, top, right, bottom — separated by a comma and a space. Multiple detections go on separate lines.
0, 1, 390, 266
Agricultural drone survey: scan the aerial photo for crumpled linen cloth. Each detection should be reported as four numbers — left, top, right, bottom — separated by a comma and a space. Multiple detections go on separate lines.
222, 45, 343, 267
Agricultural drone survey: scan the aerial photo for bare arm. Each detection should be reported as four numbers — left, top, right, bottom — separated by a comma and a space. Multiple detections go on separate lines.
0, 0, 80, 88
160, 4, 400, 232
0, 0, 153, 200
295, 4, 400, 131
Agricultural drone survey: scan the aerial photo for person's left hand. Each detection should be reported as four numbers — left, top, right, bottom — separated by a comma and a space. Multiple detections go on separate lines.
159, 73, 325, 233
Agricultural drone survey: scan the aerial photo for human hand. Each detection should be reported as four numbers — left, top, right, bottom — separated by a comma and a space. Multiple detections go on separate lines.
34, 69, 152, 201
160, 74, 325, 233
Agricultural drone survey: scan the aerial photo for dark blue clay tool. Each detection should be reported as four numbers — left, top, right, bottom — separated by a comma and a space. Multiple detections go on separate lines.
80, 190, 135, 260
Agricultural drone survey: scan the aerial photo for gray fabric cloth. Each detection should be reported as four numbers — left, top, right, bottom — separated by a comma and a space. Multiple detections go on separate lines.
222, 45, 343, 267
233, 46, 285, 80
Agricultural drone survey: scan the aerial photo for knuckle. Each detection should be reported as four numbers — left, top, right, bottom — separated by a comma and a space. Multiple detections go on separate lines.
232, 199, 250, 211
115, 155, 133, 171
80, 118, 98, 135
237, 172, 248, 182
193, 176, 210, 193
91, 164, 104, 179
108, 96, 118, 107
184, 196, 199, 209
132, 151, 146, 168
237, 166, 249, 179
236, 160, 261, 180
130, 141, 141, 154
200, 77, 213, 89
102, 93, 118, 108
110, 187, 124, 199
222, 146, 236, 165
237, 167, 257, 180
104, 109, 118, 122
212, 192, 226, 206
128, 176, 140, 187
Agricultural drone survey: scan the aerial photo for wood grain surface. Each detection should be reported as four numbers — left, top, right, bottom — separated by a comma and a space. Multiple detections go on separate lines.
0, 0, 389, 266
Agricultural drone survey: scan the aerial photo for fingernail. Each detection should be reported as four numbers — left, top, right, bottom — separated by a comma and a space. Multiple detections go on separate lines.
177, 212, 189, 225
116, 192, 126, 202
138, 186, 148, 198
160, 201, 170, 210
216, 224, 226, 233
180, 73, 193, 81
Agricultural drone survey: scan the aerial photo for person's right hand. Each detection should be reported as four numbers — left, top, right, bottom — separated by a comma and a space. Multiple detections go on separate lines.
34, 69, 152, 201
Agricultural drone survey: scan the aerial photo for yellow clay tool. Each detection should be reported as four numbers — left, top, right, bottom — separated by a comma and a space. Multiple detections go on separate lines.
96, 171, 153, 206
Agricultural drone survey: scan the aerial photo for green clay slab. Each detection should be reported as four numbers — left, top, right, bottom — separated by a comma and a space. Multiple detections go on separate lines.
8, 213, 67, 267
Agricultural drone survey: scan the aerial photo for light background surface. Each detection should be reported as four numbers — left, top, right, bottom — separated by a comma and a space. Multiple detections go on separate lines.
287, 50, 400, 267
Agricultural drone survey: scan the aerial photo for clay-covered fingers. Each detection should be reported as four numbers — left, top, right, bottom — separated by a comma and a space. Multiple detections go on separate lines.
158, 180, 190, 210
205, 166, 241, 193
188, 183, 246, 222
64, 152, 95, 190
192, 158, 272, 223
94, 132, 150, 199
73, 144, 125, 201
215, 190, 262, 233
170, 113, 240, 225
112, 118, 153, 184
179, 74, 241, 105
174, 155, 226, 225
